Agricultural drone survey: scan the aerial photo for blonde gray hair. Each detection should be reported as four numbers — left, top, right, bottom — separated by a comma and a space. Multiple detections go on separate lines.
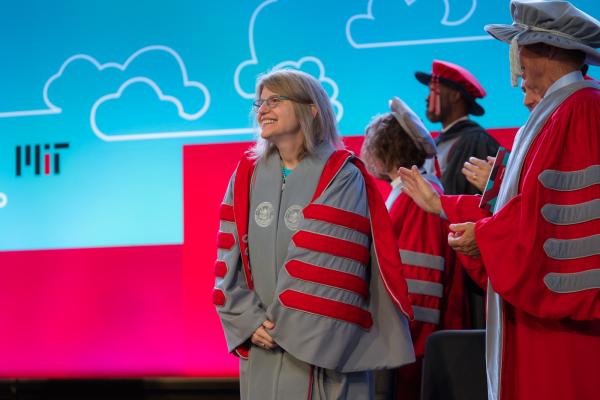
250, 69, 342, 160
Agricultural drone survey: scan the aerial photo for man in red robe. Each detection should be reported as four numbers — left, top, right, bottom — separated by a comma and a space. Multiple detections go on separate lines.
400, 1, 600, 399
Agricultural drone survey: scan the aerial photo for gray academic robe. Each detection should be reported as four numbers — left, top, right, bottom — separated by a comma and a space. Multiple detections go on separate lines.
215, 144, 415, 400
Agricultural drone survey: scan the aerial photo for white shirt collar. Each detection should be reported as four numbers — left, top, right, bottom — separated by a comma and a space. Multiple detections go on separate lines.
545, 70, 584, 98
390, 176, 403, 189
442, 115, 469, 133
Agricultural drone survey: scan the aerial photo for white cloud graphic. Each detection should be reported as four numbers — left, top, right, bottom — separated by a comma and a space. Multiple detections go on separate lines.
233, 0, 278, 99
91, 77, 232, 141
346, 0, 491, 49
0, 192, 7, 209
0, 45, 207, 119
234, 0, 344, 121
440, 0, 477, 26
0, 45, 255, 141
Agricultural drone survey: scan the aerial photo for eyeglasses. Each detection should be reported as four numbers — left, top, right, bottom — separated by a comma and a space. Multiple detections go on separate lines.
252, 95, 311, 112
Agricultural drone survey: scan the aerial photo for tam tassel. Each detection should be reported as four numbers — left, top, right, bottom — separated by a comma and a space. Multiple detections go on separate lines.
428, 75, 441, 115
509, 35, 522, 87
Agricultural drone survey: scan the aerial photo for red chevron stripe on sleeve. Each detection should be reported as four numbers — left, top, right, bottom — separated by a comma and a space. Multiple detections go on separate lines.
285, 259, 369, 299
279, 289, 373, 329
214, 260, 228, 278
219, 203, 235, 222
213, 288, 226, 306
217, 231, 235, 250
292, 230, 370, 265
303, 204, 371, 236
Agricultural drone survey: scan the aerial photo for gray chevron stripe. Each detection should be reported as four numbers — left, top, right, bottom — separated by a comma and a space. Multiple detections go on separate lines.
412, 306, 440, 324
400, 250, 445, 271
406, 279, 443, 298
541, 199, 600, 225
538, 165, 600, 191
544, 270, 600, 293
544, 235, 600, 260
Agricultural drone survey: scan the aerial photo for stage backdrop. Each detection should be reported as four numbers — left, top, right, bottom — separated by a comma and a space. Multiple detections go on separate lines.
0, 0, 597, 377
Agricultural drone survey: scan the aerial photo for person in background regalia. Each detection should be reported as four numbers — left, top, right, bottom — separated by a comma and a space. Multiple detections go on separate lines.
362, 98, 470, 400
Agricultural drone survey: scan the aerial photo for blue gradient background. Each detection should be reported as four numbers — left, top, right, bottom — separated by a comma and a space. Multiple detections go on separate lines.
0, 0, 598, 250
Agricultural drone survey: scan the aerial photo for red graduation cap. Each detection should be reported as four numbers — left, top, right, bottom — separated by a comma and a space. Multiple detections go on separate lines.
415, 60, 486, 116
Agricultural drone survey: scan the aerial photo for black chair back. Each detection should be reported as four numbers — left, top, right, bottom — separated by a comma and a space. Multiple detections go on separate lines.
420, 329, 487, 400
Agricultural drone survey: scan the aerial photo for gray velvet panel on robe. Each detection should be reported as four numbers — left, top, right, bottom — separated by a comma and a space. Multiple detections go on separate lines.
217, 144, 414, 399
243, 145, 374, 399
215, 173, 268, 352
267, 158, 415, 373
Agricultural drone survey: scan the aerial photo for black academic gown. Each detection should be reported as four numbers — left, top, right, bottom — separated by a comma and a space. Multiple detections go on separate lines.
436, 119, 499, 195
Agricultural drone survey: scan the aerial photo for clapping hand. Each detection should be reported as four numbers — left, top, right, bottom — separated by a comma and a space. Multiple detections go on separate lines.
462, 156, 495, 192
448, 222, 480, 257
397, 166, 442, 215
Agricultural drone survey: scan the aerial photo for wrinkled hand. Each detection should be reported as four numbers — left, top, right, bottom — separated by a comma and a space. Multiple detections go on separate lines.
462, 156, 495, 192
397, 166, 442, 214
251, 320, 278, 350
448, 222, 480, 257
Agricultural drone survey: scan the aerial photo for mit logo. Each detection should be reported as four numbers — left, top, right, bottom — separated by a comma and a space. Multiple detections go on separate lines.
15, 143, 70, 176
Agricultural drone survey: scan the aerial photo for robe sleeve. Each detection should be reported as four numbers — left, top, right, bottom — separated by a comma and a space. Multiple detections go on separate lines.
440, 194, 491, 289
475, 90, 600, 321
440, 194, 490, 223
214, 173, 268, 354
267, 162, 415, 372
392, 192, 467, 356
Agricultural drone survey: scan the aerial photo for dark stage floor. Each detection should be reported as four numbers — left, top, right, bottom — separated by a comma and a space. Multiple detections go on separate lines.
0, 379, 240, 400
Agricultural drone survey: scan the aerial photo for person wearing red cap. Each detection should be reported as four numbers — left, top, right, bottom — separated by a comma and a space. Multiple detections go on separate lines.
415, 60, 500, 196
416, 60, 500, 328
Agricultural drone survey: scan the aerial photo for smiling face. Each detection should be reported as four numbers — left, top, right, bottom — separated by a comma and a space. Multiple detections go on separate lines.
256, 87, 302, 142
